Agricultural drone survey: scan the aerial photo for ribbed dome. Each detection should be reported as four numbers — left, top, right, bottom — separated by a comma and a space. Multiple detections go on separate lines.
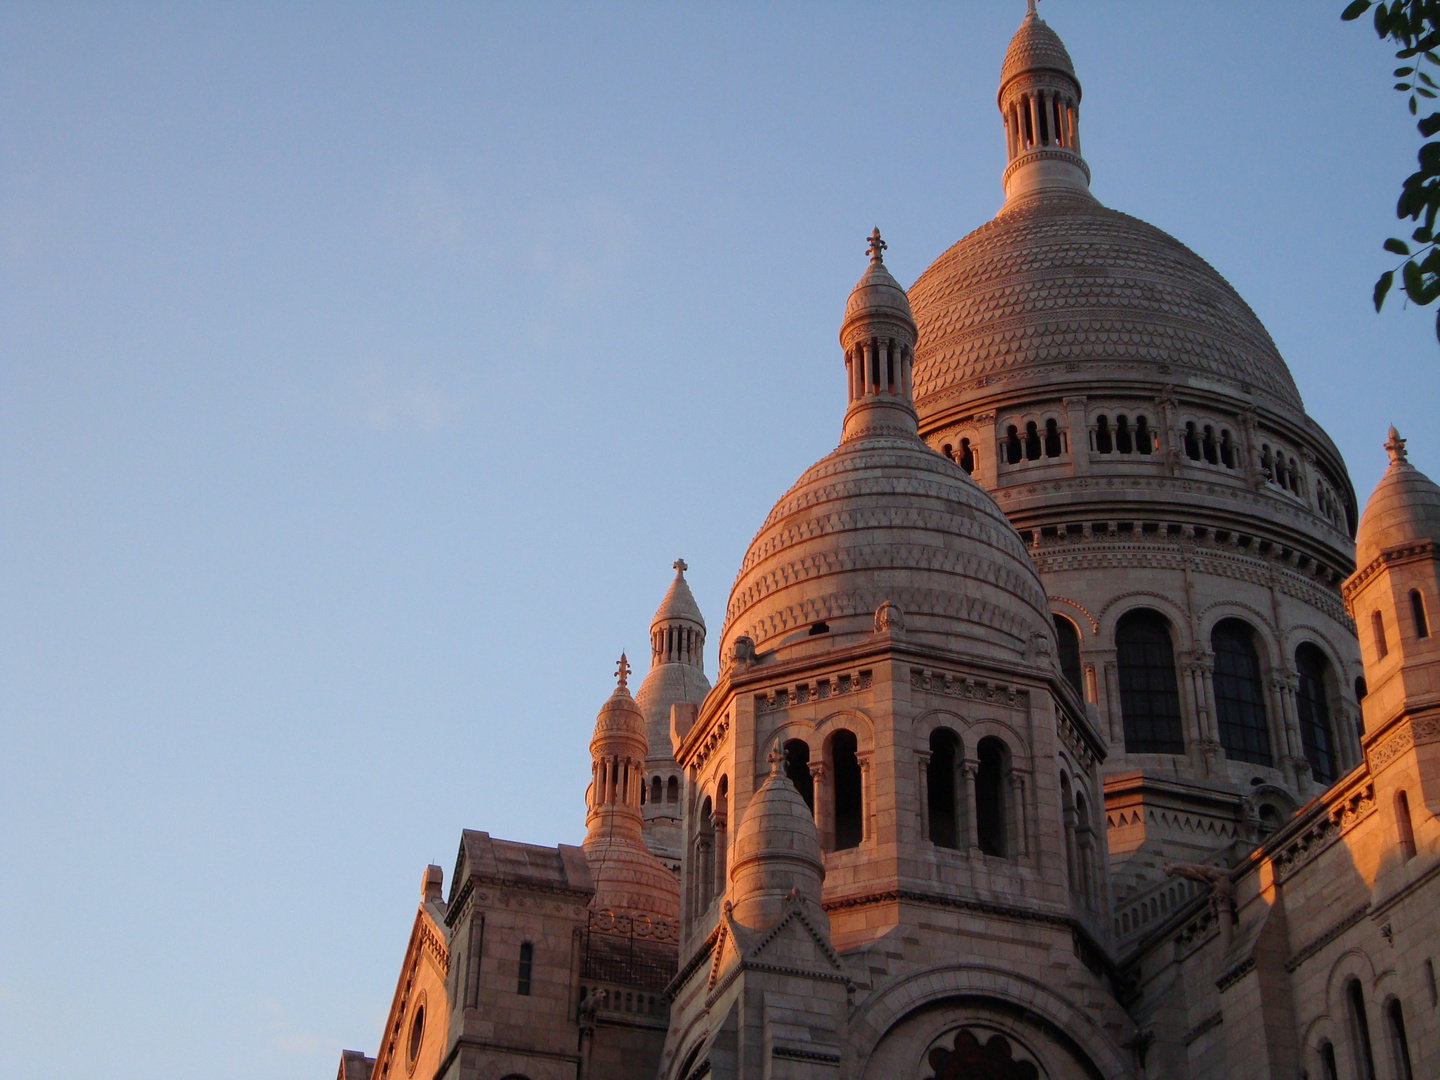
909, 192, 1304, 415
1000, 9, 1076, 93
1356, 428, 1440, 568
720, 431, 1053, 663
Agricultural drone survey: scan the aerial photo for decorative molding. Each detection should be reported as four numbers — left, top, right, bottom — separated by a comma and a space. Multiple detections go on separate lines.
756, 671, 872, 714
1269, 782, 1375, 883
1284, 902, 1372, 973
910, 667, 1025, 709
1215, 957, 1255, 992
1048, 594, 1099, 634
1368, 715, 1440, 774
823, 888, 1071, 931
771, 1046, 842, 1064
1182, 1012, 1223, 1046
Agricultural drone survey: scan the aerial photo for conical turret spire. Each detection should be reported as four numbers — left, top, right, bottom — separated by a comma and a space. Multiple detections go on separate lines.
840, 229, 918, 442
997, 3, 1091, 202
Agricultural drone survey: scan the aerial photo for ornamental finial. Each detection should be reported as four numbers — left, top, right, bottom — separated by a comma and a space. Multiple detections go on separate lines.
767, 743, 785, 777
867, 227, 886, 265
673, 557, 688, 575
1026, 0, 1038, 17
1386, 425, 1409, 465
615, 653, 632, 690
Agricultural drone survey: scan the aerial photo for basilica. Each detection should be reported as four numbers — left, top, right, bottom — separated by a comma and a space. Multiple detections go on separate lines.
336, 8, 1440, 1079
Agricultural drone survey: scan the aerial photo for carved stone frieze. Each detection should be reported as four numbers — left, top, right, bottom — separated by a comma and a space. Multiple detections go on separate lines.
755, 671, 873, 714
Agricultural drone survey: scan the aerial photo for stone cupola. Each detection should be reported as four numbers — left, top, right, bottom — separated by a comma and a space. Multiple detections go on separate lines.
840, 228, 919, 443
998, 0, 1090, 202
726, 745, 828, 933
583, 655, 681, 918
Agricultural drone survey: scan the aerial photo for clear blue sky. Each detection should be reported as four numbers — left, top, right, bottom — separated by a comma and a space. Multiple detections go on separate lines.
1, 3, 1434, 1077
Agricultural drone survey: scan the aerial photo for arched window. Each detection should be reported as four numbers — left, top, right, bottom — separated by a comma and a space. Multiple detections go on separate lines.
1074, 791, 1094, 908
1348, 978, 1377, 1080
1212, 619, 1272, 766
714, 776, 729, 886
1427, 959, 1438, 1007
783, 739, 814, 812
1412, 589, 1429, 639
1184, 422, 1201, 460
1396, 789, 1417, 861
1373, 610, 1389, 659
1134, 415, 1153, 454
1220, 429, 1236, 468
975, 737, 1009, 858
958, 437, 975, 475
1356, 675, 1368, 702
1060, 772, 1077, 891
1258, 803, 1283, 840
1024, 421, 1041, 461
666, 775, 680, 804
1115, 610, 1185, 754
830, 730, 863, 850
1296, 644, 1337, 784
1388, 999, 1414, 1080
1319, 1041, 1339, 1080
1044, 417, 1062, 457
1116, 415, 1133, 454
1006, 425, 1022, 464
1095, 415, 1113, 453
927, 728, 961, 849
1053, 614, 1083, 697
650, 776, 662, 806
517, 943, 533, 996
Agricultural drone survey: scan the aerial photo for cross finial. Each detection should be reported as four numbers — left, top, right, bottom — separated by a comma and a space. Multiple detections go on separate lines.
766, 744, 785, 777
673, 558, 688, 575
615, 653, 632, 690
867, 226, 886, 265
1386, 425, 1409, 464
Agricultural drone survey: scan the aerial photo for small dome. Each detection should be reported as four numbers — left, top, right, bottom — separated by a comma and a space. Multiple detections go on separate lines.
1355, 428, 1440, 568
1000, 6, 1077, 95
589, 683, 647, 752
650, 559, 706, 632
584, 835, 681, 919
728, 750, 824, 929
841, 257, 915, 341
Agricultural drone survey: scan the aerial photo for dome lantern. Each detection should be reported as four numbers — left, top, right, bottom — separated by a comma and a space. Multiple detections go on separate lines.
998, 1, 1091, 202
840, 228, 919, 443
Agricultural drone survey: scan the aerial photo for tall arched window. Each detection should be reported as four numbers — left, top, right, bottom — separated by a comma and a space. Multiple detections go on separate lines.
927, 729, 961, 849
975, 737, 1009, 858
1396, 789, 1417, 861
650, 776, 662, 806
1319, 1041, 1339, 1080
1115, 610, 1185, 754
1053, 614, 1083, 697
1412, 589, 1429, 639
783, 740, 814, 812
830, 730, 863, 850
1212, 619, 1272, 766
1373, 610, 1389, 659
1388, 999, 1414, 1080
667, 775, 680, 804
1347, 978, 1377, 1080
1296, 643, 1337, 784
517, 943, 533, 996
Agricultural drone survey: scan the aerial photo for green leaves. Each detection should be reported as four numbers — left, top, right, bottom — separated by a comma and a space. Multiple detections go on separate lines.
1343, 0, 1374, 19
1387, 237, 1413, 253
1377, 269, 1396, 310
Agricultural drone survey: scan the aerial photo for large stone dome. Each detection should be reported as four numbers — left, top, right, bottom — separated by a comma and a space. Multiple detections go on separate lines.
908, 192, 1305, 418
719, 431, 1053, 664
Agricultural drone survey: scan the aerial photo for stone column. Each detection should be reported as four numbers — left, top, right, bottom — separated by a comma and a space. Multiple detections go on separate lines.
1103, 660, 1123, 746
963, 759, 981, 856
917, 750, 932, 843
858, 750, 874, 844
974, 410, 998, 487
1009, 772, 1029, 858
1277, 671, 1312, 791
1063, 395, 1089, 475
809, 762, 830, 852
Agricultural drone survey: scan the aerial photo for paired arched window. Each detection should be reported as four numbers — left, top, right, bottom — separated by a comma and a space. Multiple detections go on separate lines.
927, 729, 962, 850
1052, 614, 1083, 697
783, 739, 814, 812
975, 737, 1009, 857
517, 942, 533, 996
1115, 610, 1185, 754
1212, 619, 1272, 766
1347, 978, 1377, 1080
1295, 643, 1337, 784
830, 730, 863, 850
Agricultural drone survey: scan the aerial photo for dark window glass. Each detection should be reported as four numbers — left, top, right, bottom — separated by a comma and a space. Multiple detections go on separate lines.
1412, 590, 1429, 639
1348, 978, 1377, 1080
517, 943, 533, 996
927, 729, 960, 849
1389, 999, 1414, 1080
975, 737, 1008, 857
1320, 1042, 1339, 1080
1006, 426, 1022, 464
1024, 421, 1041, 461
783, 740, 813, 813
1212, 619, 1272, 766
1116, 610, 1185, 754
831, 730, 863, 850
959, 438, 975, 474
1296, 644, 1336, 784
1044, 418, 1062, 457
1095, 415, 1113, 454
1053, 615, 1083, 697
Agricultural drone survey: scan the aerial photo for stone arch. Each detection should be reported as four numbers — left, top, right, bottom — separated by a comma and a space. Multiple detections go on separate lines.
846, 964, 1131, 1079
957, 715, 1033, 772
1098, 592, 1194, 650
814, 708, 876, 752
1048, 595, 1099, 635
1324, 948, 1379, 1010
912, 708, 970, 745
1197, 602, 1281, 660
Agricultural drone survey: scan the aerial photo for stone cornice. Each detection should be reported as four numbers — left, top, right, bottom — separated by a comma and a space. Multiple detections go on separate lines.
1284, 902, 1370, 973
1343, 540, 1437, 604
822, 887, 1072, 932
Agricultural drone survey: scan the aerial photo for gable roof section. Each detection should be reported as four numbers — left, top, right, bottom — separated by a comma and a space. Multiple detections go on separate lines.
446, 830, 594, 923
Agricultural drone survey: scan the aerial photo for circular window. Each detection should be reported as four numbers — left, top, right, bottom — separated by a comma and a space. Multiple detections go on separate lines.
407, 1002, 425, 1065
